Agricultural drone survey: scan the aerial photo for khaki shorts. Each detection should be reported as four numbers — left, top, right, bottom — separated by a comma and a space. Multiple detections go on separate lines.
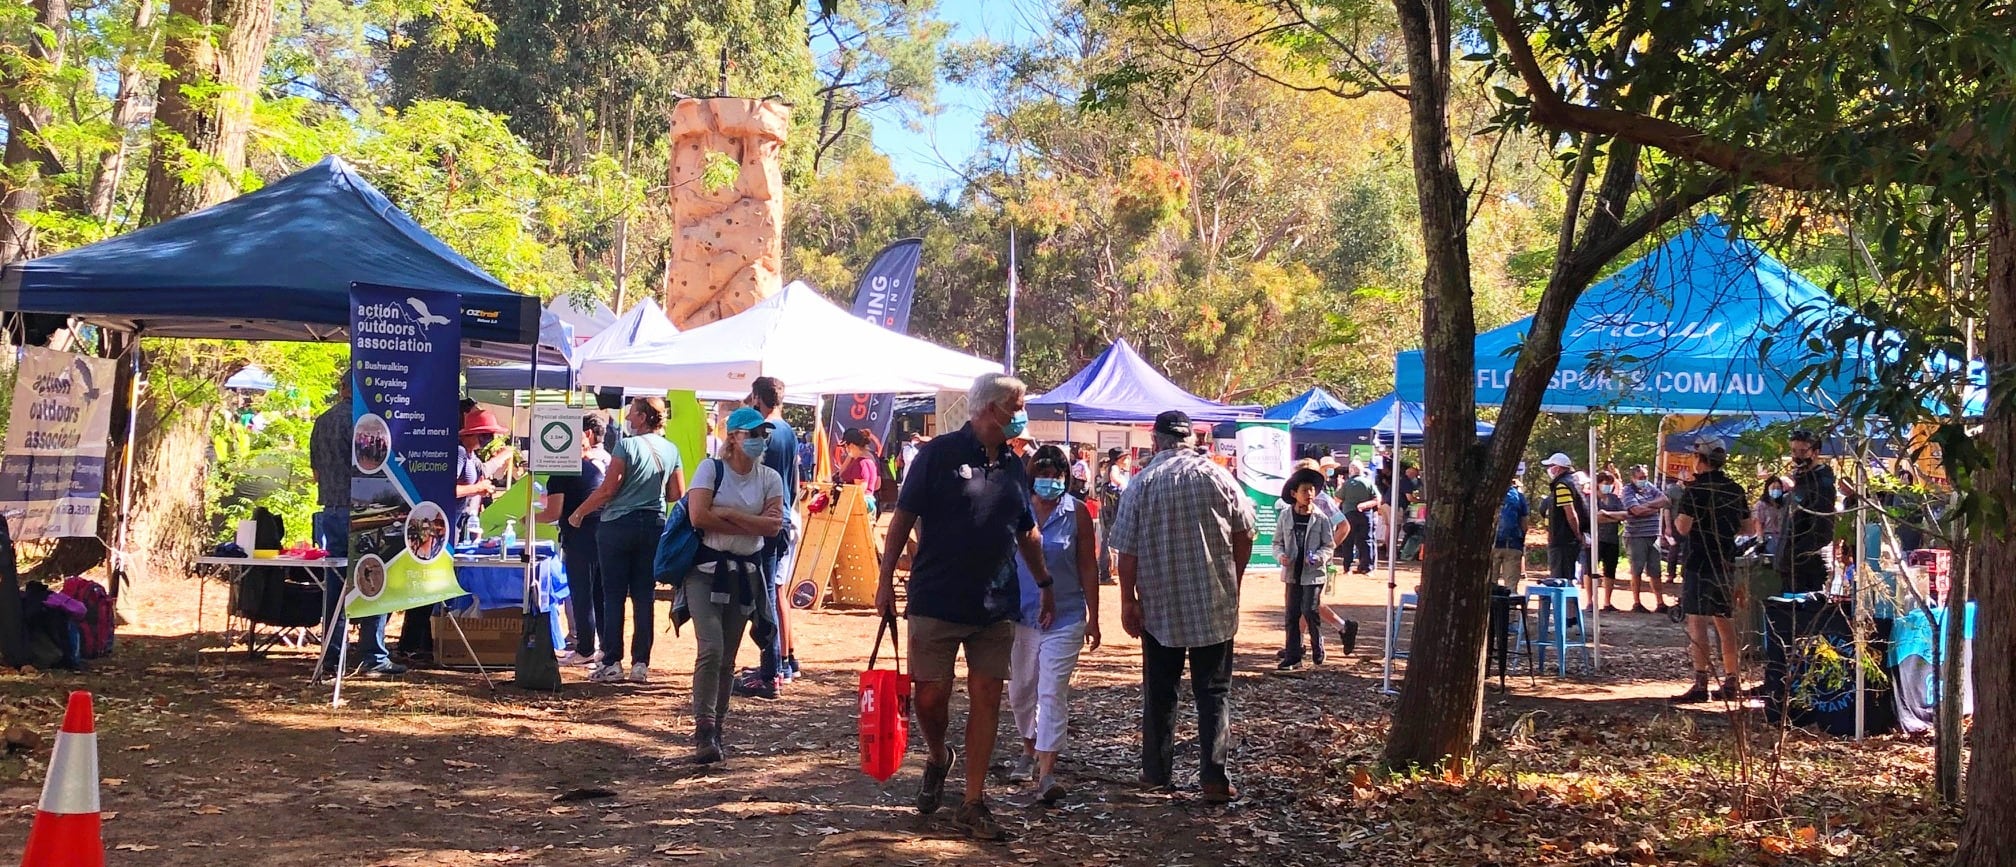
908, 615, 1015, 682
1492, 547, 1525, 588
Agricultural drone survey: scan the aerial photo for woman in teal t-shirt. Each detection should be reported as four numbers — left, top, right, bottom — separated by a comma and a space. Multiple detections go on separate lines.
570, 396, 684, 683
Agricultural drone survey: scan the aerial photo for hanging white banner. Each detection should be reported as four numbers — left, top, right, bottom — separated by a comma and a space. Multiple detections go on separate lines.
0, 347, 117, 539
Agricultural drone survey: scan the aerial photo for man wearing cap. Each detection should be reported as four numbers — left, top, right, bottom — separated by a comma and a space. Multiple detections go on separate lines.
1111, 410, 1257, 803
876, 372, 1055, 841
1783, 429, 1837, 593
1541, 453, 1589, 585
1672, 437, 1755, 701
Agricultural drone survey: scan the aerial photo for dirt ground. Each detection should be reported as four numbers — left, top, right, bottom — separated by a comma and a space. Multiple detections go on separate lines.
0, 561, 1949, 866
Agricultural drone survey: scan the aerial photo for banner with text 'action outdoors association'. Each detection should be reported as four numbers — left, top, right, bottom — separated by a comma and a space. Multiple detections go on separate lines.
345, 284, 466, 619
0, 347, 116, 539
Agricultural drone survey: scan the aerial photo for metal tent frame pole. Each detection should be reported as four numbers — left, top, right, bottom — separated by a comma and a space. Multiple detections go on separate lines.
1588, 421, 1602, 671
1380, 409, 1401, 695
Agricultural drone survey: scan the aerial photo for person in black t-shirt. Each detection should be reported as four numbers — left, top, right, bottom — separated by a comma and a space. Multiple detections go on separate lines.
1671, 437, 1756, 703
1782, 429, 1837, 593
538, 412, 611, 666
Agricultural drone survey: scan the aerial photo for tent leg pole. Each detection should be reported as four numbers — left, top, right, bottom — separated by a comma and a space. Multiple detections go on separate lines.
1381, 419, 1399, 695
1588, 421, 1601, 673
526, 344, 539, 616
113, 338, 141, 600
1854, 449, 1867, 741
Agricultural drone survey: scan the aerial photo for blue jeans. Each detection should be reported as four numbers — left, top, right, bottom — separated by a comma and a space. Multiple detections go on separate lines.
757, 535, 786, 680
316, 508, 389, 670
562, 527, 603, 657
596, 511, 664, 669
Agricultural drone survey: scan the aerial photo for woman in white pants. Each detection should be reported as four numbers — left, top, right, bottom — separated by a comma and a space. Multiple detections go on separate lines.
1007, 445, 1101, 802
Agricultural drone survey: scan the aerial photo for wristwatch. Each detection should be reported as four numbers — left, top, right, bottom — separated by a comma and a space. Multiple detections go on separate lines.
1035, 579, 1054, 590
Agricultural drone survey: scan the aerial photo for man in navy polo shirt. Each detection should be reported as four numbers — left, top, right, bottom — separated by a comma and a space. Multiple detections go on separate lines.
877, 372, 1055, 842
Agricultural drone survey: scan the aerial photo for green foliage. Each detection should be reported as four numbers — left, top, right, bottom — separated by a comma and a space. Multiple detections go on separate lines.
700, 151, 741, 193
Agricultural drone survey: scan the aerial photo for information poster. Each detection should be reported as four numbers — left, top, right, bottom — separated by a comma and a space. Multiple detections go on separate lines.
345, 284, 467, 619
0, 347, 116, 538
1234, 419, 1291, 567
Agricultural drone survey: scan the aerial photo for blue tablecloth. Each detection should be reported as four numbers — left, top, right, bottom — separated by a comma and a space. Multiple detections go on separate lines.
447, 557, 568, 613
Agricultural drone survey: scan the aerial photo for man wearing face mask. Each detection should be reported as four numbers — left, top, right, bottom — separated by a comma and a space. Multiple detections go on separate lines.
1783, 430, 1837, 593
1540, 453, 1589, 586
1619, 465, 1671, 613
876, 372, 1055, 841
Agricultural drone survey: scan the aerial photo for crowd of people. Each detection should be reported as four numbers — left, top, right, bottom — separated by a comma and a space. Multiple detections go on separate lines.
304, 363, 1949, 844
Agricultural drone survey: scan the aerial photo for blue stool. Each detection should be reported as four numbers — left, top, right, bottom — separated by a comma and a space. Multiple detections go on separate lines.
1387, 592, 1418, 660
1524, 584, 1590, 676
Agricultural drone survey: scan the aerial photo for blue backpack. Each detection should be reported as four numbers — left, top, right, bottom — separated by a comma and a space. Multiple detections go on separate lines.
654, 457, 723, 585
654, 458, 723, 631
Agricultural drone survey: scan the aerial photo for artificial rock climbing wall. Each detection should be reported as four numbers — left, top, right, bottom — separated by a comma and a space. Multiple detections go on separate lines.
663, 97, 790, 328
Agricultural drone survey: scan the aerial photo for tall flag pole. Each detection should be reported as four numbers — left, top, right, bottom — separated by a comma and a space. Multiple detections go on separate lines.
1006, 223, 1019, 374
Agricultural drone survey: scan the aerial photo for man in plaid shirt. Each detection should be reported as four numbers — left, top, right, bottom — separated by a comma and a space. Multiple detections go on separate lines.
1111, 410, 1256, 803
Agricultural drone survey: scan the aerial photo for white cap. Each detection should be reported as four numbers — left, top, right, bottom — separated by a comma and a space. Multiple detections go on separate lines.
1541, 452, 1575, 469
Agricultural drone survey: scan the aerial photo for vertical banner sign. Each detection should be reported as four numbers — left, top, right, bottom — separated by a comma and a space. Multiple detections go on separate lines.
345, 285, 467, 619
1234, 419, 1291, 567
828, 238, 923, 467
0, 347, 116, 538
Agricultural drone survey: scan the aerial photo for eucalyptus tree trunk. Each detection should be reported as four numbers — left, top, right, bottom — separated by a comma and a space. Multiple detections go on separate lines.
140, 0, 275, 222
0, 0, 71, 263
1958, 198, 2016, 865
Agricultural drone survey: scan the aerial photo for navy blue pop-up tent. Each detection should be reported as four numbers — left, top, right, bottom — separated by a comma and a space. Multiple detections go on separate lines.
1267, 387, 1351, 425
1214, 387, 1351, 439
1295, 392, 1493, 447
1029, 339, 1261, 423
0, 155, 540, 347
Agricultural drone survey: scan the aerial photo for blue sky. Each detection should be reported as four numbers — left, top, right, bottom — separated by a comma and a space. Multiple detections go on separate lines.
859, 0, 1051, 198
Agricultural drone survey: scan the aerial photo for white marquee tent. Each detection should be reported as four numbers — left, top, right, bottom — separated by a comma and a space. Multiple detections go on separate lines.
577, 281, 1003, 395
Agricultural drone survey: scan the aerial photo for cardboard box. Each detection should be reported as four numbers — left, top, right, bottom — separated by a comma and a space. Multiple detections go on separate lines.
432, 611, 521, 668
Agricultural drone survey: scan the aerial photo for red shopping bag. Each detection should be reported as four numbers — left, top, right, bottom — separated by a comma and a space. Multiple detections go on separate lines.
858, 614, 911, 782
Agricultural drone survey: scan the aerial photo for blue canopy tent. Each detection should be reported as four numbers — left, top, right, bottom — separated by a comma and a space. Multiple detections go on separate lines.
1387, 215, 1961, 693
1295, 392, 1493, 447
0, 155, 541, 349
0, 157, 556, 700
1662, 416, 1898, 458
1029, 339, 1261, 424
1395, 216, 1876, 417
1211, 387, 1350, 439
1269, 387, 1351, 425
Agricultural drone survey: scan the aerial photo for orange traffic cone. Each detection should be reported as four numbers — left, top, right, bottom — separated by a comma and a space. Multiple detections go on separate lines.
20, 691, 102, 867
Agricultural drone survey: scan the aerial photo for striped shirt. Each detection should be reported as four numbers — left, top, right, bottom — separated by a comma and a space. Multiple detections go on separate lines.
1619, 480, 1665, 538
1109, 448, 1258, 648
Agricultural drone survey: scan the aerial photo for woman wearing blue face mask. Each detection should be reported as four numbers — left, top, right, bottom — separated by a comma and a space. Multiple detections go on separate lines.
1005, 444, 1100, 802
680, 406, 787, 763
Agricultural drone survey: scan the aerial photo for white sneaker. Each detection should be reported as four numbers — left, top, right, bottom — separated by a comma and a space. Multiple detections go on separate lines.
559, 651, 600, 667
629, 663, 650, 683
589, 663, 626, 683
